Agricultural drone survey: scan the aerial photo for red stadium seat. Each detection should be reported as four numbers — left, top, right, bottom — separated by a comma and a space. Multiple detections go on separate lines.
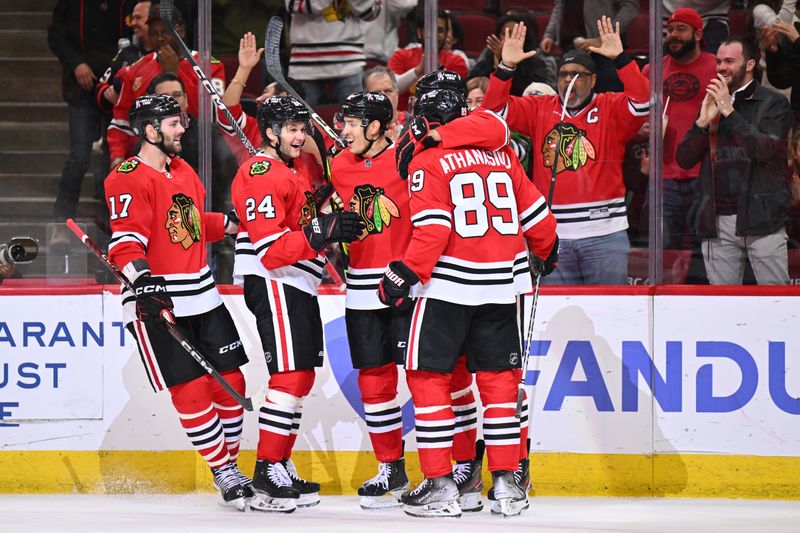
728, 9, 746, 37
440, 0, 491, 11
314, 103, 340, 131
627, 248, 693, 285
788, 249, 800, 285
502, 1, 553, 14
451, 12, 497, 57
217, 54, 263, 99
625, 12, 651, 59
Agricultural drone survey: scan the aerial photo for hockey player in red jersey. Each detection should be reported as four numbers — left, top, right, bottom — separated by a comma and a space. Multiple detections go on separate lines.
230, 96, 363, 513
482, 17, 649, 285
108, 5, 226, 166
378, 89, 558, 518
104, 94, 249, 510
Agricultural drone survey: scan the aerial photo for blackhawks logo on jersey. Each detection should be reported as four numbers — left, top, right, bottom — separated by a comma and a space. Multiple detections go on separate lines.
542, 123, 596, 174
249, 160, 271, 176
165, 193, 202, 250
349, 184, 400, 240
117, 159, 140, 173
298, 191, 318, 227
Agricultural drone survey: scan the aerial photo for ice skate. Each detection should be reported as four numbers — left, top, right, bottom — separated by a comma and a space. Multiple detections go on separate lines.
358, 457, 409, 510
213, 462, 254, 500
250, 460, 299, 513
489, 470, 527, 518
400, 473, 461, 518
453, 439, 484, 512
283, 458, 321, 508
210, 463, 247, 512
489, 457, 530, 515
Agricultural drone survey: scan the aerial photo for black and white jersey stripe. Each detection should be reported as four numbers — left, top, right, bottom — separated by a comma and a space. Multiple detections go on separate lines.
519, 196, 550, 232
121, 265, 221, 323
232, 230, 325, 296
550, 197, 628, 239
108, 230, 148, 253
628, 98, 649, 117
345, 266, 385, 310
414, 252, 532, 305
411, 209, 452, 229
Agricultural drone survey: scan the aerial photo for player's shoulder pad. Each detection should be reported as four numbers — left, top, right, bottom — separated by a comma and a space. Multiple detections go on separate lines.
116, 158, 141, 174
248, 158, 272, 176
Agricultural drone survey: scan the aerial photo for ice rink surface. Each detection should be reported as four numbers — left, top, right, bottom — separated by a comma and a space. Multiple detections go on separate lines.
1, 494, 799, 532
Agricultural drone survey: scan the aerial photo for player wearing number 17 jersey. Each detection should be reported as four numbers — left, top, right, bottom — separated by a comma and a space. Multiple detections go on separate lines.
230, 95, 363, 513
378, 89, 557, 518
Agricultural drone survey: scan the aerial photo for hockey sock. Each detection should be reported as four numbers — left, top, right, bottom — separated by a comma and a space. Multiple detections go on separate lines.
450, 357, 478, 462
359, 363, 403, 463
212, 369, 246, 462
257, 370, 315, 463
283, 400, 302, 461
407, 369, 455, 478
169, 376, 231, 469
517, 377, 530, 462
476, 370, 520, 473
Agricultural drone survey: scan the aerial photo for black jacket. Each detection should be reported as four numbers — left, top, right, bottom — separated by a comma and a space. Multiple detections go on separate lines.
47, 0, 135, 103
765, 23, 800, 125
676, 80, 792, 238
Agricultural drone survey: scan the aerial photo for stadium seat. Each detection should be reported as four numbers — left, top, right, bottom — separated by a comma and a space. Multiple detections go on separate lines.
218, 54, 263, 99
502, 1, 553, 14
627, 248, 693, 285
314, 103, 340, 131
451, 12, 497, 57
788, 249, 800, 285
728, 9, 747, 37
440, 0, 491, 11
625, 12, 651, 59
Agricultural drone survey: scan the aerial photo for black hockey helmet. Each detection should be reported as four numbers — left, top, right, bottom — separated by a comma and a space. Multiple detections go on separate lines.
256, 95, 312, 141
416, 69, 467, 99
413, 89, 468, 125
335, 91, 393, 132
129, 93, 183, 137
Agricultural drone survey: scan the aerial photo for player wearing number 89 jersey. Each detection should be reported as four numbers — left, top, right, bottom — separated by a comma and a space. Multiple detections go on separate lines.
378, 89, 557, 518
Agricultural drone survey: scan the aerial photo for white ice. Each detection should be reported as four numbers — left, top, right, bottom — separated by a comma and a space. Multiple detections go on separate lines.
1, 494, 799, 532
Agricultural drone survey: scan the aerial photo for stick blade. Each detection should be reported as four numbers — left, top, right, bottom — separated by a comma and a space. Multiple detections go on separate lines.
265, 17, 285, 76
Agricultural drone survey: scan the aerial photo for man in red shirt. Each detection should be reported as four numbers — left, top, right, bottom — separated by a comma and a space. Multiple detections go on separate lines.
387, 9, 468, 111
108, 5, 225, 166
643, 8, 717, 251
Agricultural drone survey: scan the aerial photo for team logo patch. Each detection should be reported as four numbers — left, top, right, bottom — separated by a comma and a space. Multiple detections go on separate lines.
165, 193, 202, 250
132, 76, 142, 92
298, 191, 318, 227
249, 160, 271, 176
349, 184, 400, 240
542, 123, 596, 175
663, 72, 701, 102
265, 351, 273, 364
117, 159, 140, 173
509, 352, 519, 365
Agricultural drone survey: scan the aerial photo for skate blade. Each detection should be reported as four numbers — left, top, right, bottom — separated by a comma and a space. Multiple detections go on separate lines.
359, 491, 404, 510
403, 500, 461, 518
249, 493, 297, 513
457, 491, 483, 512
217, 494, 247, 512
490, 497, 529, 515
297, 492, 320, 508
494, 497, 526, 518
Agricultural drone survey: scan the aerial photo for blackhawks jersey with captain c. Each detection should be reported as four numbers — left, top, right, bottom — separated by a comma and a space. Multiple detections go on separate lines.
105, 156, 227, 323
230, 154, 326, 295
482, 59, 650, 240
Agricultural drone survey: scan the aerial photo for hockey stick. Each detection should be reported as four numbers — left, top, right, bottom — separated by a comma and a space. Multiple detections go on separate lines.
65, 218, 254, 412
160, 0, 258, 157
264, 16, 348, 150
515, 74, 579, 418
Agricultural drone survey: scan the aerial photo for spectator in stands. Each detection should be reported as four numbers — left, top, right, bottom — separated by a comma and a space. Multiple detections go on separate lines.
466, 76, 488, 110
364, 0, 417, 62
641, 8, 717, 251
388, 9, 468, 111
47, 0, 134, 246
210, 0, 278, 55
676, 36, 792, 285
663, 1, 732, 54
483, 19, 650, 285
364, 66, 404, 140
539, 0, 639, 92
285, 0, 380, 106
762, 10, 800, 125
108, 4, 226, 168
445, 13, 473, 72
472, 14, 552, 92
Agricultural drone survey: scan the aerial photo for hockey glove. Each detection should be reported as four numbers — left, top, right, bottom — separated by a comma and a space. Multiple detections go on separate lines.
132, 275, 174, 323
224, 209, 239, 237
311, 183, 335, 211
531, 236, 559, 277
303, 211, 365, 252
377, 261, 419, 310
396, 117, 440, 180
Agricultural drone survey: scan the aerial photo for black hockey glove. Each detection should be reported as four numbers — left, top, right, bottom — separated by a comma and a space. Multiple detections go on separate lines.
396, 117, 440, 180
303, 212, 365, 252
532, 236, 559, 277
377, 261, 419, 310
311, 183, 335, 211
132, 275, 174, 323
224, 209, 239, 237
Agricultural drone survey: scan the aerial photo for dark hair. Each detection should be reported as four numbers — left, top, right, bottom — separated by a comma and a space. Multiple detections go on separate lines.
147, 72, 185, 94
720, 35, 760, 63
416, 8, 451, 31
494, 14, 537, 48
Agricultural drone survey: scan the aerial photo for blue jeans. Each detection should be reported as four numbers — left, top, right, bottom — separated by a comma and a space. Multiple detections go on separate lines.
544, 230, 631, 285
302, 71, 364, 106
54, 94, 103, 220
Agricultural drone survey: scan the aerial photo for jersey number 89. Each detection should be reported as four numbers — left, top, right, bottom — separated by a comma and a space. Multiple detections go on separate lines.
450, 171, 519, 238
